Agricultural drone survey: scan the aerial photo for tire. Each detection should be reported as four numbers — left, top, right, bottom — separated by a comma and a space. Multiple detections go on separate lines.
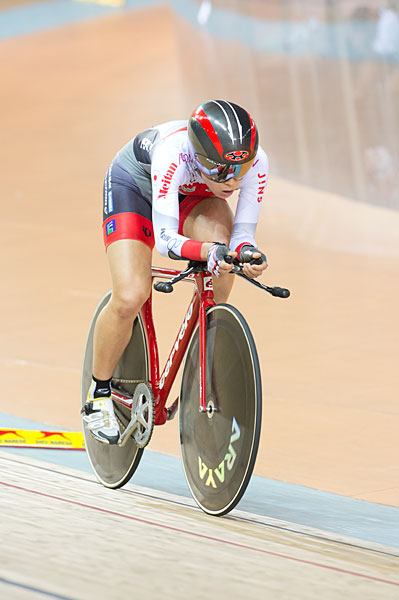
81, 291, 148, 488
179, 304, 262, 516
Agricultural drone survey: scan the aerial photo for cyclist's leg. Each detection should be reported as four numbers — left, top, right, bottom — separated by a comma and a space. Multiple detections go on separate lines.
182, 196, 234, 303
96, 159, 154, 381
93, 239, 152, 381
84, 239, 151, 444
84, 159, 154, 444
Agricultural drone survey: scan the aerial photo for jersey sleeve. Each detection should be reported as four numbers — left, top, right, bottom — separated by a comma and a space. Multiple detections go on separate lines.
151, 146, 204, 260
229, 147, 269, 253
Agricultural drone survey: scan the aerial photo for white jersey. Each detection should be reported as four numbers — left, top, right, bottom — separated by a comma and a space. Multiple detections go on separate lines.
117, 120, 269, 260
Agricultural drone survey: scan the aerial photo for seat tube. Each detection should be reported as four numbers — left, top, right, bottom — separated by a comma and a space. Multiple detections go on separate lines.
198, 274, 215, 412
140, 291, 159, 393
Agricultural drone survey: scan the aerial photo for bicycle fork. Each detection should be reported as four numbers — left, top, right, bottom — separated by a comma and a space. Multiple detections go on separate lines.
199, 282, 215, 413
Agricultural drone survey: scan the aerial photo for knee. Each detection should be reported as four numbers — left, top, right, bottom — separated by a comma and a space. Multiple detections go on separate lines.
185, 197, 234, 244
214, 231, 231, 246
207, 200, 234, 243
110, 283, 151, 320
210, 221, 233, 246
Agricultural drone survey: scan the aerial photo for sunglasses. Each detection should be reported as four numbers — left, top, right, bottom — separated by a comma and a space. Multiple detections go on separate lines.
195, 155, 255, 183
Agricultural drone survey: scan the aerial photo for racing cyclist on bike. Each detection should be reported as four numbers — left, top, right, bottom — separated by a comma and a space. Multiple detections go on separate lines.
82, 100, 268, 444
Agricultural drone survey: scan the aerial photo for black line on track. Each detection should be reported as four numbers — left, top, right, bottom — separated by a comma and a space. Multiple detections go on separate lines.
1, 454, 398, 559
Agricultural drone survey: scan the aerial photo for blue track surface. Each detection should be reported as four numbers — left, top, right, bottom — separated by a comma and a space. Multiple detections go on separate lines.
1, 413, 398, 548
0, 0, 161, 40
0, 576, 77, 600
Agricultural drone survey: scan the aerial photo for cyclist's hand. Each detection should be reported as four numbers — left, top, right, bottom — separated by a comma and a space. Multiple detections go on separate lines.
238, 245, 268, 279
207, 243, 236, 277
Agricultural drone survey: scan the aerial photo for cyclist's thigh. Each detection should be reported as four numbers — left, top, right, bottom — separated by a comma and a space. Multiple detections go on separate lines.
182, 196, 234, 243
102, 159, 153, 301
107, 240, 152, 300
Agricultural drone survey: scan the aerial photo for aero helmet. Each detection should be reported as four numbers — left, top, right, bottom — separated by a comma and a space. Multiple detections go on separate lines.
188, 100, 259, 182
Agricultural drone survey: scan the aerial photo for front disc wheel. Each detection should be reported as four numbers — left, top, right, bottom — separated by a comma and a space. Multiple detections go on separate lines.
179, 304, 262, 516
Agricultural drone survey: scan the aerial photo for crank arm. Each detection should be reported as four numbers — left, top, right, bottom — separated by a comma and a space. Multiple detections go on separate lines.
118, 415, 139, 447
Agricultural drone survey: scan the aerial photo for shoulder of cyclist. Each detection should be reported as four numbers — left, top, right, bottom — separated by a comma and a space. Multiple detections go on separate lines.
150, 130, 197, 190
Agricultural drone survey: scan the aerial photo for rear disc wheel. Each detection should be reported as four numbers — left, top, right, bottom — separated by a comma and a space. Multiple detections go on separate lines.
81, 291, 148, 489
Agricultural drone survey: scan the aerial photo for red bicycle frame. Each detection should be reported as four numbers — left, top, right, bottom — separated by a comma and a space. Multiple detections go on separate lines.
140, 266, 215, 426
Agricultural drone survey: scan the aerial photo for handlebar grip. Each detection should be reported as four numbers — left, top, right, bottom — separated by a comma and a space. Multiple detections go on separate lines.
154, 281, 173, 293
271, 286, 290, 298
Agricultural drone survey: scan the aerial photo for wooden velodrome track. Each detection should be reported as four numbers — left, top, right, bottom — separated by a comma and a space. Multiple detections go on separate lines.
1, 451, 398, 599
1, 2, 398, 598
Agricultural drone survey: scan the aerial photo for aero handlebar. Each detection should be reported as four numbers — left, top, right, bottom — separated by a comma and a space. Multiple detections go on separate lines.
153, 261, 290, 298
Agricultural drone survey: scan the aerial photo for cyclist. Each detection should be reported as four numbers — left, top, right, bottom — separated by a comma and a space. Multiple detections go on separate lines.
82, 100, 269, 444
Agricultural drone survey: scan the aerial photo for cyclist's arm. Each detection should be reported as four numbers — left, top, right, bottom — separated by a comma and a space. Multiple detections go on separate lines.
229, 147, 269, 256
151, 155, 234, 274
151, 150, 210, 261
229, 148, 269, 277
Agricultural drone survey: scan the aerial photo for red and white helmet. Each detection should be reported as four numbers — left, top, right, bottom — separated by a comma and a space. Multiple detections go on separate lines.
188, 100, 259, 182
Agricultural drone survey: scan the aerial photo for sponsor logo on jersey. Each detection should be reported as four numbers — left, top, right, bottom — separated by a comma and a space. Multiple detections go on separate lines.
157, 162, 178, 199
257, 172, 267, 203
160, 228, 171, 242
106, 219, 116, 235
107, 189, 113, 213
179, 152, 194, 165
142, 226, 152, 238
160, 229, 182, 252
140, 137, 154, 152
167, 237, 182, 253
104, 163, 113, 215
179, 183, 197, 194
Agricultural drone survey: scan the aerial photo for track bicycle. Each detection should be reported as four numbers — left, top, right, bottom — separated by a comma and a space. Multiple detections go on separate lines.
81, 259, 290, 516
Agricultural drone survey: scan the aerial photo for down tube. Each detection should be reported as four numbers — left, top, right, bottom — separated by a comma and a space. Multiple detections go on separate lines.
156, 292, 200, 423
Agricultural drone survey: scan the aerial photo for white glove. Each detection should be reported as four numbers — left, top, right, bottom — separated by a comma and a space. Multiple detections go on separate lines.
207, 243, 230, 277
